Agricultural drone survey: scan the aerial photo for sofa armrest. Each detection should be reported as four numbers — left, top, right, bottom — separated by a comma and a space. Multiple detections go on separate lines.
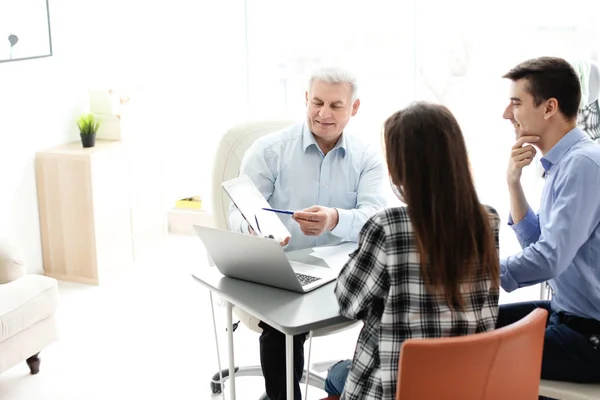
0, 274, 58, 318
0, 239, 26, 284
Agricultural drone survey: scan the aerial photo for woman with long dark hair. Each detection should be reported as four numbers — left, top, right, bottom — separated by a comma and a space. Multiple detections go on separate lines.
325, 102, 501, 400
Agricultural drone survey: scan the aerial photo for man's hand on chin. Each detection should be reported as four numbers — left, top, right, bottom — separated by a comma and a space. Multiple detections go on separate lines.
292, 206, 339, 236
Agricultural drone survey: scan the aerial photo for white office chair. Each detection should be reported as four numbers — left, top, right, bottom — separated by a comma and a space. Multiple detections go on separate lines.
208, 120, 360, 397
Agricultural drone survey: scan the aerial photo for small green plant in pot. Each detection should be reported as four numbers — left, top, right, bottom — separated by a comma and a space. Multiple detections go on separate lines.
76, 113, 101, 148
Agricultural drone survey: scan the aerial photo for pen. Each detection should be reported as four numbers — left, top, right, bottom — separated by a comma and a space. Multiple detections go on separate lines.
261, 207, 295, 215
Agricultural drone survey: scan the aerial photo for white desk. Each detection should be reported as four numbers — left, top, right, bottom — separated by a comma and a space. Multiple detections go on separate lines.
191, 254, 351, 400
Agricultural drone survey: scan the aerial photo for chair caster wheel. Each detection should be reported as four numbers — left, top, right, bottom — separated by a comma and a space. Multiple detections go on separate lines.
210, 381, 222, 394
210, 367, 239, 394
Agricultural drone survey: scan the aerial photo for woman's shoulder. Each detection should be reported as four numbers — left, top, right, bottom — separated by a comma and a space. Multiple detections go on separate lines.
370, 206, 410, 226
361, 207, 412, 238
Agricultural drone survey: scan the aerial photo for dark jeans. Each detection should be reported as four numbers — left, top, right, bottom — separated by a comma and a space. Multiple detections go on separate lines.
498, 301, 600, 400
498, 301, 600, 382
258, 321, 307, 400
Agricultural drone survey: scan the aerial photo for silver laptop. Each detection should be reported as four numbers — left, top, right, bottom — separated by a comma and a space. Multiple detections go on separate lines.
194, 225, 337, 293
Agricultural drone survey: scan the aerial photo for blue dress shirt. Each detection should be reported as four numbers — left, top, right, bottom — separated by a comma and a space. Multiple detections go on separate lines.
228, 122, 388, 251
501, 127, 600, 320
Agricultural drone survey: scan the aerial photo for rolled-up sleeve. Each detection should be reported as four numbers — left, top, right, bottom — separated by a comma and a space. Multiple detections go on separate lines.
507, 207, 541, 249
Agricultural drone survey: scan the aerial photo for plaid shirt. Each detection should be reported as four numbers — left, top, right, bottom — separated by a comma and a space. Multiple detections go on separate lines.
335, 206, 500, 400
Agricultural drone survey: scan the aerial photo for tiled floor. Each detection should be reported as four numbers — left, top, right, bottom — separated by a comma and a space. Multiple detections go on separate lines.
0, 234, 540, 400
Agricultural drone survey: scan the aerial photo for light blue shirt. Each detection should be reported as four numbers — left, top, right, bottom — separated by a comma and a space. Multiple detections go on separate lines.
501, 127, 600, 320
228, 122, 388, 251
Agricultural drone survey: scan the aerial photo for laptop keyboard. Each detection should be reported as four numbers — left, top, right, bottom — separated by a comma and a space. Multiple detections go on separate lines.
295, 273, 320, 286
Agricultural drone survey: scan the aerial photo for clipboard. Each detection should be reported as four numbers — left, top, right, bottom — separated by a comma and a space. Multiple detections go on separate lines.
222, 175, 292, 243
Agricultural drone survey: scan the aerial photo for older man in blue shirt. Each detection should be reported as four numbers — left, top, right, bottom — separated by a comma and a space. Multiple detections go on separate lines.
229, 116, 386, 251
498, 56, 600, 384
228, 66, 387, 400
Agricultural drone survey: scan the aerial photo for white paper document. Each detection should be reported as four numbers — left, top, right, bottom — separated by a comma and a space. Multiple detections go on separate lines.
310, 242, 358, 273
221, 175, 292, 243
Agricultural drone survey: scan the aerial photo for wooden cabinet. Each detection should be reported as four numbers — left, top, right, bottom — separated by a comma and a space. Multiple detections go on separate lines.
35, 140, 167, 284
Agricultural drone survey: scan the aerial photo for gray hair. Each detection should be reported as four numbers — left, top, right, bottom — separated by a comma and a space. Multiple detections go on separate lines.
308, 66, 358, 101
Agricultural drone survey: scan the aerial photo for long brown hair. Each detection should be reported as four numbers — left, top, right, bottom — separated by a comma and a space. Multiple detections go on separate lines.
384, 102, 499, 309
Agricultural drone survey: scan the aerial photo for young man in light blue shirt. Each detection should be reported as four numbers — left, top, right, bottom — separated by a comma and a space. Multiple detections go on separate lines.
498, 56, 600, 384
228, 67, 388, 400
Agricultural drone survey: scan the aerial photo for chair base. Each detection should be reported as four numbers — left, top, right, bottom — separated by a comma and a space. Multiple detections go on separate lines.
210, 365, 326, 395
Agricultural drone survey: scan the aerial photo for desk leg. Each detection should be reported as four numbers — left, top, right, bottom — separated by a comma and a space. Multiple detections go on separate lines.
208, 292, 225, 400
227, 302, 236, 400
286, 334, 294, 400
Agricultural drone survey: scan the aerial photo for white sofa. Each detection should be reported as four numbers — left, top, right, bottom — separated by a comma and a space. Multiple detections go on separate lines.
0, 239, 59, 375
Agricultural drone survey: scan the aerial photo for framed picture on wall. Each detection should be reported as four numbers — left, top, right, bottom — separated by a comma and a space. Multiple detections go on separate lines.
0, 0, 52, 63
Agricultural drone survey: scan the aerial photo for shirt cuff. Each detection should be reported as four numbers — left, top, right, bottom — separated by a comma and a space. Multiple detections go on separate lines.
507, 207, 539, 244
330, 208, 352, 238
500, 257, 519, 292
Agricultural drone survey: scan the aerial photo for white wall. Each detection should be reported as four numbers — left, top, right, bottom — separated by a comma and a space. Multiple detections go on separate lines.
0, 0, 248, 273
0, 0, 91, 274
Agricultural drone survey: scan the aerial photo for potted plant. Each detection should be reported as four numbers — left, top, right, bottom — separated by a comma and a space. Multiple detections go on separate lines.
76, 113, 101, 148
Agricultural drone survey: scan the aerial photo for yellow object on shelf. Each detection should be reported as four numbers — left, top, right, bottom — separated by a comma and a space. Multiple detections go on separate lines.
175, 196, 202, 210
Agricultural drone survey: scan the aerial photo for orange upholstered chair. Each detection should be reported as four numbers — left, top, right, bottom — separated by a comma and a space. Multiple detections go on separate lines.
321, 308, 547, 400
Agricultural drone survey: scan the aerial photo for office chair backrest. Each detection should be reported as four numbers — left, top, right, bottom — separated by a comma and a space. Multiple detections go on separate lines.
396, 308, 548, 400
210, 120, 296, 231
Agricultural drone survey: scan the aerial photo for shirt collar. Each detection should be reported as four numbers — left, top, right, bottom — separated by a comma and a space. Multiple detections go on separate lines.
540, 127, 586, 171
302, 123, 347, 157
